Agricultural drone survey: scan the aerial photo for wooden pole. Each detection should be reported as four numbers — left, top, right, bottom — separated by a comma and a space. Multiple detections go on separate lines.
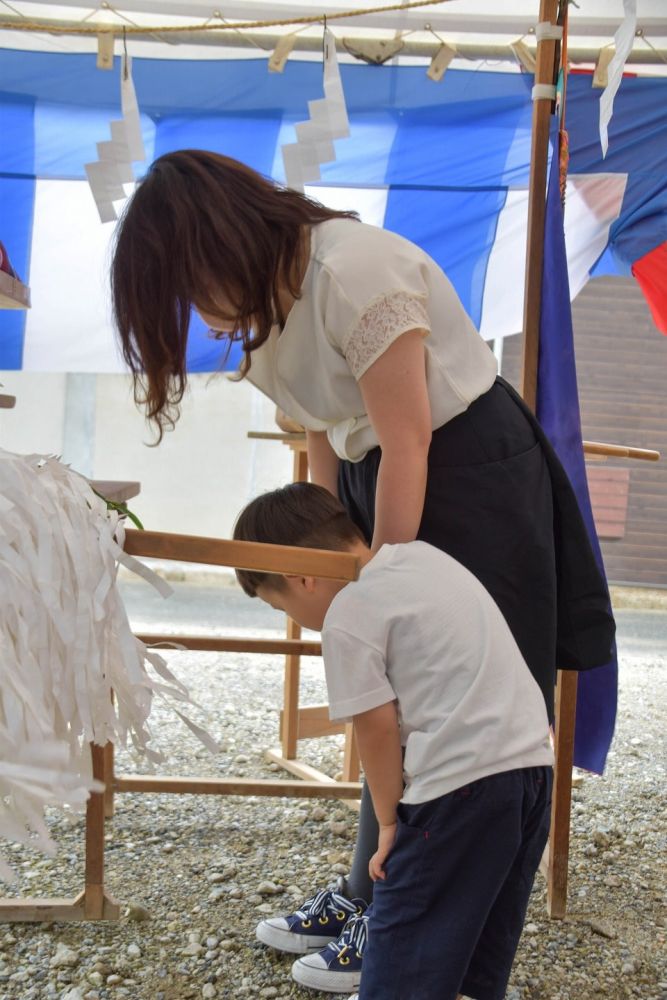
520, 0, 561, 410
519, 0, 576, 918
282, 445, 310, 760
84, 743, 119, 920
547, 670, 578, 917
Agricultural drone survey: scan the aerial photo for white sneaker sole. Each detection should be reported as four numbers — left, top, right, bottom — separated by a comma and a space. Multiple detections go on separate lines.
291, 958, 362, 992
255, 921, 338, 955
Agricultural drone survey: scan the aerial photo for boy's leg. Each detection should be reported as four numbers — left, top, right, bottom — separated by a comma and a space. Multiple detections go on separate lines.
358, 768, 551, 1000
460, 767, 552, 1000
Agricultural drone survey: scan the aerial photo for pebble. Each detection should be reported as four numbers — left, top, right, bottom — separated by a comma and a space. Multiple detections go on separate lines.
50, 944, 80, 969
256, 881, 283, 895
589, 919, 618, 939
182, 942, 204, 956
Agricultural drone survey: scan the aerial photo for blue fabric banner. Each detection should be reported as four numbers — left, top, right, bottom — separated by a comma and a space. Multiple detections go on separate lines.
536, 137, 617, 774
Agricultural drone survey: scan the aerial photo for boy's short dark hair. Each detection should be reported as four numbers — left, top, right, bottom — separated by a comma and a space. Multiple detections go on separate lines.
233, 483, 365, 596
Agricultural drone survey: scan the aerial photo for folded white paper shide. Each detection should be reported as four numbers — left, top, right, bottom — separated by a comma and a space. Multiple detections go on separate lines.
599, 0, 637, 158
282, 28, 351, 192
85, 53, 146, 223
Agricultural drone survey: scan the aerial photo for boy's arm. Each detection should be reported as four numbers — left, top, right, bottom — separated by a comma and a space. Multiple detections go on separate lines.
353, 701, 403, 881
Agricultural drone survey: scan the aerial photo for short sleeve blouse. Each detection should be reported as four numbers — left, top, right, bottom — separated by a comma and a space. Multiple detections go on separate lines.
245, 219, 497, 462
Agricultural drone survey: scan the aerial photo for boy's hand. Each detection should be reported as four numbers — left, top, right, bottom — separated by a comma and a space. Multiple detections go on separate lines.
369, 822, 397, 882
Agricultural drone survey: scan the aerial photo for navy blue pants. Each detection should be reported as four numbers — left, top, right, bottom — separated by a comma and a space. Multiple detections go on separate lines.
358, 767, 553, 1000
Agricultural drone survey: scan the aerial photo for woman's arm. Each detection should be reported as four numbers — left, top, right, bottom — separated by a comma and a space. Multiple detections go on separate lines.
306, 429, 340, 497
358, 329, 432, 551
353, 701, 404, 881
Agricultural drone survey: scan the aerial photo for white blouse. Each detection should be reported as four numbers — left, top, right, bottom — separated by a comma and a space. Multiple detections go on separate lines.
245, 218, 498, 463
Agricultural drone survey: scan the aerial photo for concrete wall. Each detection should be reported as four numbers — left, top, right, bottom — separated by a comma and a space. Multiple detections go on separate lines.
0, 371, 294, 538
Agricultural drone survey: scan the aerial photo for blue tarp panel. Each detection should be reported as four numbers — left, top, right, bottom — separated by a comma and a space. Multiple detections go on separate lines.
1, 52, 666, 369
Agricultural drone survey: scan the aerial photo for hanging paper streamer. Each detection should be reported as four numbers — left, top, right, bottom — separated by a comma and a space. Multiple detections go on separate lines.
85, 52, 146, 223
599, 0, 637, 158
0, 450, 219, 881
282, 28, 350, 191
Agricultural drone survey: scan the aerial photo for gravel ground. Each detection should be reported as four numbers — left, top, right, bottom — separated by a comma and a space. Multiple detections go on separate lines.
0, 582, 665, 1000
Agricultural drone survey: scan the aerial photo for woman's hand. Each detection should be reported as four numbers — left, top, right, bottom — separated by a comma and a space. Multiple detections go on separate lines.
369, 822, 397, 882
358, 330, 432, 550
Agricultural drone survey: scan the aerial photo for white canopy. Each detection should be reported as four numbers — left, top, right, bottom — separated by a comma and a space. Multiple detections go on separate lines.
1, 0, 666, 73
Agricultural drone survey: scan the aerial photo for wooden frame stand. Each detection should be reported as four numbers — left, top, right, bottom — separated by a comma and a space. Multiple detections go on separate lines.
0, 532, 363, 922
0, 744, 120, 922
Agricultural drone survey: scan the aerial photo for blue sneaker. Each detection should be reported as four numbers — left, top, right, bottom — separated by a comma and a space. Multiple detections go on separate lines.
291, 911, 368, 992
255, 877, 367, 955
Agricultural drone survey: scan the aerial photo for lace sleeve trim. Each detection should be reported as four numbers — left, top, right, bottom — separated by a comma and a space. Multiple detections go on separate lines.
342, 291, 430, 380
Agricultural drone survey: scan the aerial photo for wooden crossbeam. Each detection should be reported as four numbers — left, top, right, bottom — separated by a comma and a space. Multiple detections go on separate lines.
135, 633, 322, 656
124, 529, 360, 581
114, 775, 361, 799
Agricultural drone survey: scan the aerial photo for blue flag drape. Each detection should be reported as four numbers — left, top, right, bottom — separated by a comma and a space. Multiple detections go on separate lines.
536, 134, 618, 774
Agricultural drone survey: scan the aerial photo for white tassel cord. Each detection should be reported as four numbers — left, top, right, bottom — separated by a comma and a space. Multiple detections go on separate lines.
0, 450, 219, 882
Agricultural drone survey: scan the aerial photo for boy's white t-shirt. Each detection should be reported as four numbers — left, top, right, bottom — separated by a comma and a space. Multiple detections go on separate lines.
322, 541, 553, 805
245, 218, 498, 462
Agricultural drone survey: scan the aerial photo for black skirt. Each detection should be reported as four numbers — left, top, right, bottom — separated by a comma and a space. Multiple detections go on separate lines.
338, 378, 561, 722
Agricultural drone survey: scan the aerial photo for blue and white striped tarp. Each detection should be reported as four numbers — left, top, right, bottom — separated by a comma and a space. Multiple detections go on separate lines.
1, 51, 666, 371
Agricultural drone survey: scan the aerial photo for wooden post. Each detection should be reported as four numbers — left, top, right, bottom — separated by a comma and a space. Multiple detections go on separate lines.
84, 743, 119, 919
103, 689, 115, 818
519, 0, 575, 917
547, 670, 578, 917
281, 444, 310, 759
342, 723, 361, 783
282, 616, 302, 760
520, 0, 561, 411
84, 744, 105, 918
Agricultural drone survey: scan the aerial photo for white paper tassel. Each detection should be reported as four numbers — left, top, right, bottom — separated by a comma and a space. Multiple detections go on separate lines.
0, 450, 219, 882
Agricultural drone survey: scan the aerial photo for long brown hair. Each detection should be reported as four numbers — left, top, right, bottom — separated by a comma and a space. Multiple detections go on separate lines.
111, 149, 358, 439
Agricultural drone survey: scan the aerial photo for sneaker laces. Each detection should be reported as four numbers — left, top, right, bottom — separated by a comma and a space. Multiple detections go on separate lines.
329, 912, 369, 959
295, 880, 360, 922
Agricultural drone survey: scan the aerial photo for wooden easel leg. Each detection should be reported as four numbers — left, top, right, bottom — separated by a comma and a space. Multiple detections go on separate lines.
103, 742, 115, 819
103, 692, 115, 818
547, 670, 578, 918
85, 743, 120, 920
282, 618, 301, 760
280, 445, 310, 761
342, 723, 360, 782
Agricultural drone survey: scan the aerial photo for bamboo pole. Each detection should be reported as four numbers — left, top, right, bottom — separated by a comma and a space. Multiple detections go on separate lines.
520, 0, 560, 410
519, 0, 578, 919
583, 441, 660, 462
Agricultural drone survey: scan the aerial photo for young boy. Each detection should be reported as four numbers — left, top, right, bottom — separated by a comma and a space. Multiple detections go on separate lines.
234, 483, 553, 1000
